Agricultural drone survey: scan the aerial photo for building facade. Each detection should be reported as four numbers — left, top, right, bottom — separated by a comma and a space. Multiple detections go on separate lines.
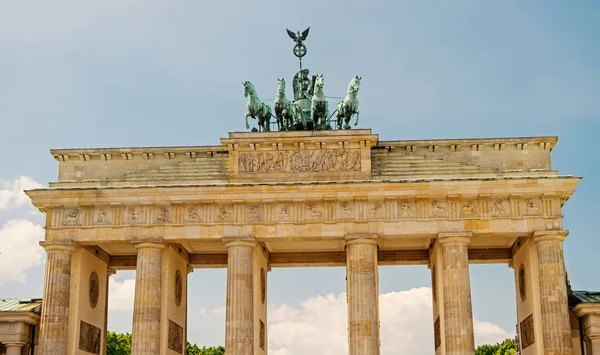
20, 129, 599, 354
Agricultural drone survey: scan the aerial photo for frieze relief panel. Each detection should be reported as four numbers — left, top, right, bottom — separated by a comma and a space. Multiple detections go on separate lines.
216, 205, 233, 223
155, 206, 172, 224
492, 199, 510, 217
95, 207, 112, 225
64, 208, 82, 226
399, 200, 416, 219
525, 198, 542, 216
238, 149, 361, 174
461, 200, 477, 218
306, 202, 325, 221
185, 205, 202, 223
368, 201, 385, 220
125, 207, 143, 225
337, 201, 355, 220
50, 194, 563, 228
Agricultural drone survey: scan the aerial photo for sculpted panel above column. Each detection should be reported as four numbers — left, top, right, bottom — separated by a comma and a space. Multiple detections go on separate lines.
46, 193, 565, 228
238, 149, 361, 174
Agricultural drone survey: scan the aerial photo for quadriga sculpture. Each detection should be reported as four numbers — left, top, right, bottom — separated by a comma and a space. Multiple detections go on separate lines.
336, 76, 361, 130
243, 81, 272, 132
310, 74, 329, 130
274, 78, 293, 131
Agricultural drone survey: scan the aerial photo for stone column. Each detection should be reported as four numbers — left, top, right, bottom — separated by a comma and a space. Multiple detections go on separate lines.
438, 232, 475, 355
101, 268, 116, 355
345, 234, 380, 355
533, 230, 573, 354
38, 241, 76, 355
131, 241, 165, 355
4, 343, 24, 355
224, 237, 256, 355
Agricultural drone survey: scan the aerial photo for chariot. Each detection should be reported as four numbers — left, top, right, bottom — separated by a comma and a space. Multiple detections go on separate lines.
244, 28, 361, 132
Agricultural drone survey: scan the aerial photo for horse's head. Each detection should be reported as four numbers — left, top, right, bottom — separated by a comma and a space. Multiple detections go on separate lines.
242, 81, 256, 98
348, 76, 361, 94
277, 78, 286, 92
314, 74, 324, 92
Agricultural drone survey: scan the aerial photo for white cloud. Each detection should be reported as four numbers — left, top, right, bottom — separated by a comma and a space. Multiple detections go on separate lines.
0, 219, 45, 285
108, 278, 136, 311
268, 288, 514, 355
0, 176, 43, 210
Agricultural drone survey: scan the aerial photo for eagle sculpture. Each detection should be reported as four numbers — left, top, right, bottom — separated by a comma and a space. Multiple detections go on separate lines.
286, 27, 310, 45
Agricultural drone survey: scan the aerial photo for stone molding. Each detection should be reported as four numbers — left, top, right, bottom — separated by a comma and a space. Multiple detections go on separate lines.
573, 304, 600, 317
39, 240, 77, 252
222, 236, 257, 248
42, 193, 565, 229
345, 233, 378, 247
0, 314, 39, 325
532, 230, 569, 243
133, 242, 167, 250
48, 135, 555, 162
437, 232, 473, 245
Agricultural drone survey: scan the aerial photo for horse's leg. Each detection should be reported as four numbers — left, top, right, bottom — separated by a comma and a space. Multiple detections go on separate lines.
245, 113, 251, 129
354, 109, 360, 126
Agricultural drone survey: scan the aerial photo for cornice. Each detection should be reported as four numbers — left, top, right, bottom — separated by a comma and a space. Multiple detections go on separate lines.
0, 312, 40, 325
377, 136, 558, 150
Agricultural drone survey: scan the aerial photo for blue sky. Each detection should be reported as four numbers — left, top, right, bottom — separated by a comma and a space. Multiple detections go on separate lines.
0, 1, 598, 353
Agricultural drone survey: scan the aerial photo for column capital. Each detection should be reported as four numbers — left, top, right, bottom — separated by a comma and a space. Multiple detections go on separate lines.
132, 238, 166, 250
222, 236, 256, 248
3, 342, 25, 347
39, 240, 77, 253
437, 231, 472, 245
107, 268, 117, 276
345, 233, 378, 246
532, 230, 569, 242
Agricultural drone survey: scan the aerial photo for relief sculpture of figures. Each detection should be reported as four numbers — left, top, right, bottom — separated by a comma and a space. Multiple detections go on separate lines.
238, 149, 361, 174
243, 81, 272, 132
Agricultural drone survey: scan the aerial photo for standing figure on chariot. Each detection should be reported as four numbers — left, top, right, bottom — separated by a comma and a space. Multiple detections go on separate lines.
293, 68, 313, 101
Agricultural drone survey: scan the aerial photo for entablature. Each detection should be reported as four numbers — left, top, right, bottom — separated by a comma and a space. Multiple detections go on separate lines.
27, 177, 579, 241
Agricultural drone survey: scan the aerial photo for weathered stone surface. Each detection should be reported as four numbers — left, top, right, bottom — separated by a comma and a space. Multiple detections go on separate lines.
438, 234, 475, 355
346, 235, 380, 355
131, 242, 165, 355
79, 320, 101, 354
24, 130, 586, 355
224, 239, 256, 355
534, 231, 573, 354
38, 242, 75, 355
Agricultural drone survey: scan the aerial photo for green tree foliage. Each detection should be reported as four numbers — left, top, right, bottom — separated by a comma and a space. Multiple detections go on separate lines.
475, 338, 517, 355
106, 331, 224, 355
106, 332, 131, 355
186, 343, 226, 355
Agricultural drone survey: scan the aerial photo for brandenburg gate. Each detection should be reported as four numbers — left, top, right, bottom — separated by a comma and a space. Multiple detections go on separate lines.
26, 129, 582, 354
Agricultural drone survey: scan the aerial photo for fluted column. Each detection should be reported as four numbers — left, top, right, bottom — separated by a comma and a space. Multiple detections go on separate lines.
5, 343, 24, 355
346, 234, 380, 355
533, 230, 573, 354
224, 237, 256, 355
101, 268, 116, 355
591, 337, 600, 355
38, 241, 76, 355
438, 232, 475, 355
132, 242, 165, 355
